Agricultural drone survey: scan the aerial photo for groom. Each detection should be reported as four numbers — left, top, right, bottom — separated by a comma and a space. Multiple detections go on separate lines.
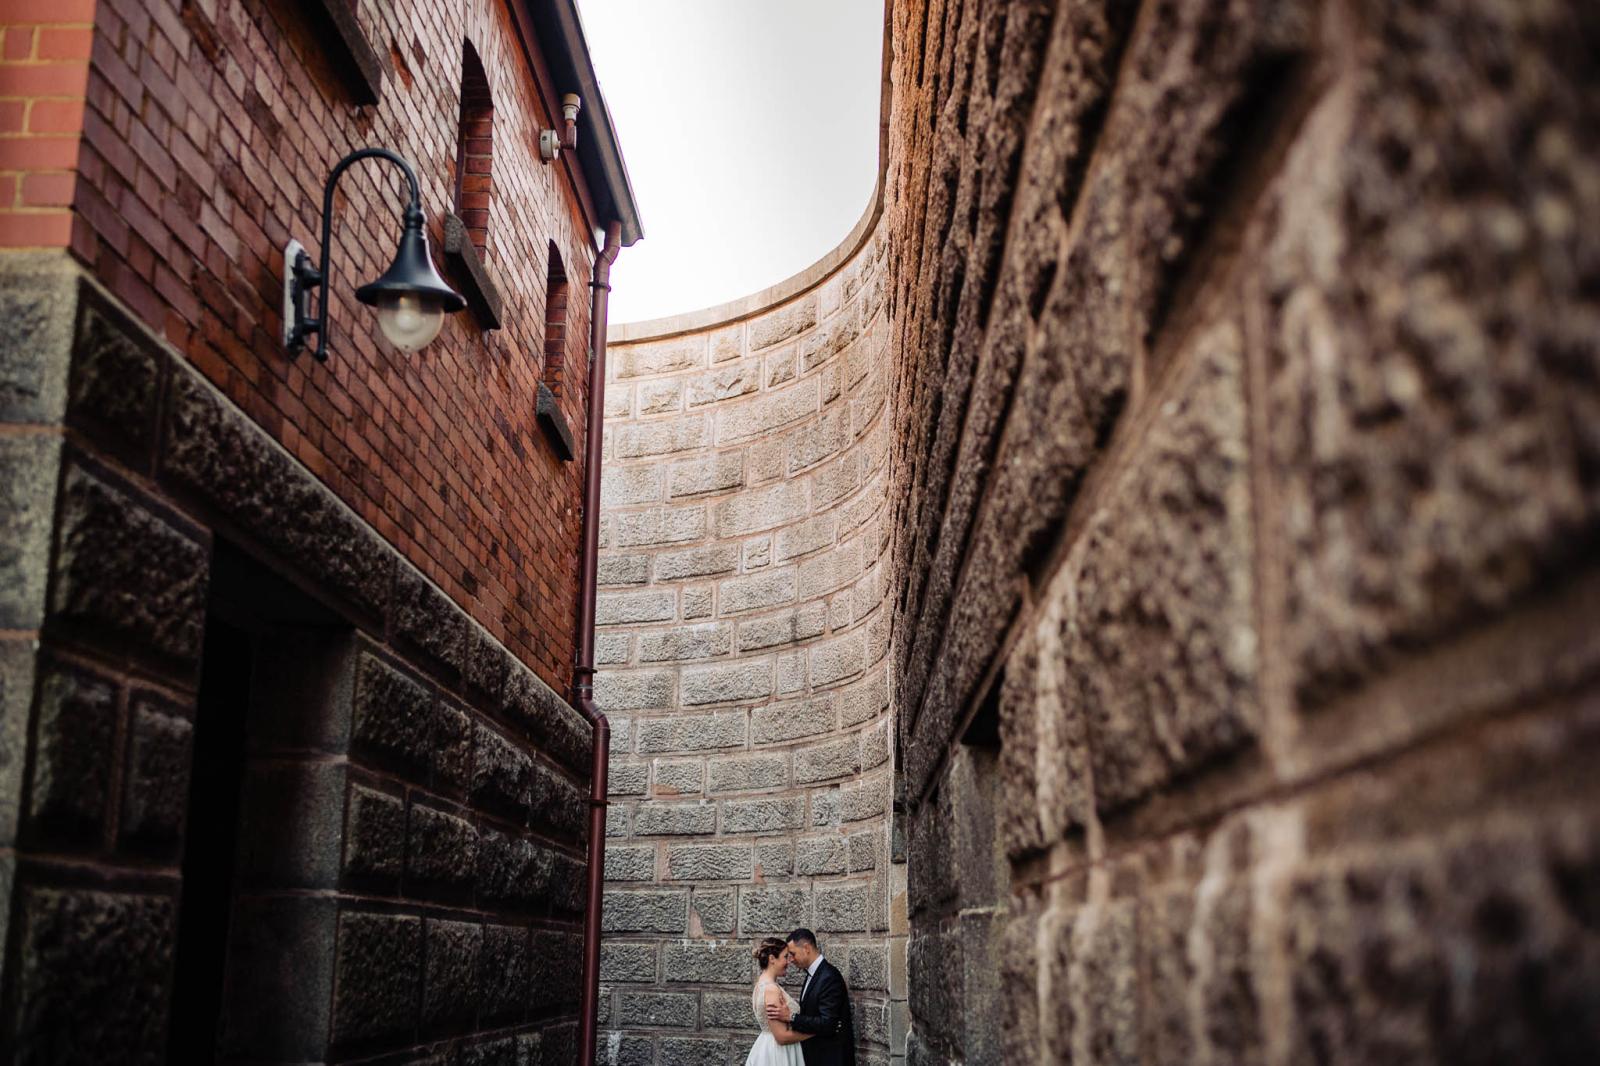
766, 928, 856, 1066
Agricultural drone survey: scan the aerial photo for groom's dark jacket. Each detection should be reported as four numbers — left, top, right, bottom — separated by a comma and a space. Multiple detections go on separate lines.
789, 957, 856, 1066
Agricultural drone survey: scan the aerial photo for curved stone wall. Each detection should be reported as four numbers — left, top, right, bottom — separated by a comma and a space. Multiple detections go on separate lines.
594, 213, 903, 1065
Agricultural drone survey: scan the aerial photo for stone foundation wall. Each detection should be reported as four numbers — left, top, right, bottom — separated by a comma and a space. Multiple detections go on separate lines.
882, 0, 1600, 1061
0, 254, 593, 1063
595, 212, 906, 1064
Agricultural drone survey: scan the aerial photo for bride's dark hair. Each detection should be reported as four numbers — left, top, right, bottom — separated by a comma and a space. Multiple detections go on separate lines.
752, 937, 787, 968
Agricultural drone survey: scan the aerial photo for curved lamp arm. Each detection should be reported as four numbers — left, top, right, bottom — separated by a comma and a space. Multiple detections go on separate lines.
287, 148, 424, 362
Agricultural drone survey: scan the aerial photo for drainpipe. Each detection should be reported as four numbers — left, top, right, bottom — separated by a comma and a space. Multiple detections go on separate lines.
576, 219, 622, 1066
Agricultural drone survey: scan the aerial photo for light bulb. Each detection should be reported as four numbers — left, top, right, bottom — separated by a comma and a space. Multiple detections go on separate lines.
375, 292, 444, 352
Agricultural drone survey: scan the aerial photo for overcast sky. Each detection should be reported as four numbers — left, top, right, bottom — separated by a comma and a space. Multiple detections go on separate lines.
575, 0, 884, 324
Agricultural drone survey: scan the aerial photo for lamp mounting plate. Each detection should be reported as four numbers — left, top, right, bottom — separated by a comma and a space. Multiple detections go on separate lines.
282, 239, 325, 359
283, 239, 305, 351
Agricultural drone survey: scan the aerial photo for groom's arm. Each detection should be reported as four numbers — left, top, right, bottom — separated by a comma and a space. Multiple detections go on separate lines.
788, 971, 848, 1036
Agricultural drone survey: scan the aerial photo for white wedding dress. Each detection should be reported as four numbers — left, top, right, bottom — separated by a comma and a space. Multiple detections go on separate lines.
744, 977, 805, 1065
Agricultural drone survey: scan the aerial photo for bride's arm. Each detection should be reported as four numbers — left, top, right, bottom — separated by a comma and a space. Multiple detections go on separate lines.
763, 987, 811, 1045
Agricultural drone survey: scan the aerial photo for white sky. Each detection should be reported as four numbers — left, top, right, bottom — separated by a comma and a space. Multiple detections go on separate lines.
575, 0, 884, 324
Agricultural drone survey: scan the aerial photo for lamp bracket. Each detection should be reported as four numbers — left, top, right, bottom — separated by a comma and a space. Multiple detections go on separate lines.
283, 239, 325, 359
283, 147, 425, 362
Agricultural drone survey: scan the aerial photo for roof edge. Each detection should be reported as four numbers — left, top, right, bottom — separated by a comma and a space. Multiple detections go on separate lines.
526, 0, 644, 247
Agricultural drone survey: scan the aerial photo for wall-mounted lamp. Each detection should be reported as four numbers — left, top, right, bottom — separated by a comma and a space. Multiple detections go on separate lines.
539, 93, 581, 162
284, 147, 467, 360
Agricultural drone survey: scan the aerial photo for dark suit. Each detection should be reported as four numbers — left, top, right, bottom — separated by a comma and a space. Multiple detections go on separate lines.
789, 957, 856, 1066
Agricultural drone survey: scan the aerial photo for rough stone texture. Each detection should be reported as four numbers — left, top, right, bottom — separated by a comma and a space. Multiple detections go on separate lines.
0, 254, 76, 425
162, 368, 392, 618
720, 797, 804, 836
659, 1036, 732, 1066
1285, 816, 1600, 1064
51, 464, 207, 665
640, 623, 733, 663
392, 565, 468, 678
655, 544, 741, 583
636, 713, 747, 754
670, 451, 745, 499
707, 754, 788, 795
352, 653, 440, 777
332, 911, 422, 1046
475, 828, 535, 904
667, 843, 753, 882
616, 991, 697, 1030
878, 0, 1600, 1062
662, 941, 750, 984
1035, 327, 1254, 818
654, 759, 705, 796
750, 698, 836, 745
26, 663, 116, 841
470, 721, 534, 820
343, 784, 406, 882
740, 886, 811, 934
68, 294, 163, 455
1264, 0, 1600, 705
690, 889, 736, 935
9, 887, 175, 1065
502, 662, 591, 775
702, 992, 761, 1032
0, 435, 62, 629
680, 659, 772, 706
607, 845, 657, 882
604, 891, 689, 935
422, 919, 481, 1028
603, 941, 660, 984
796, 836, 847, 877
794, 736, 861, 785
633, 802, 718, 838
531, 929, 585, 1015
610, 764, 650, 797
406, 803, 477, 890
0, 641, 34, 851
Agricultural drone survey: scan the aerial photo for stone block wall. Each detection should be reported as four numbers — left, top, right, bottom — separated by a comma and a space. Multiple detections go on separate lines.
595, 214, 907, 1064
882, 0, 1600, 1062
40, 0, 599, 685
0, 255, 593, 1062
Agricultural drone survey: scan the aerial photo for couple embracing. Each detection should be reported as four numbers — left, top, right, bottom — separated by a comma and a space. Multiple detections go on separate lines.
745, 928, 856, 1066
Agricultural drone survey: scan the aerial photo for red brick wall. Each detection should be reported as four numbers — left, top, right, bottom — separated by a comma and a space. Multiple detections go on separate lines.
60, 0, 600, 689
455, 40, 493, 254
0, 0, 93, 248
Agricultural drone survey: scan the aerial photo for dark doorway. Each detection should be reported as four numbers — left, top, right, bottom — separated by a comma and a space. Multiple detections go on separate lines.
166, 612, 252, 1064
165, 541, 347, 1064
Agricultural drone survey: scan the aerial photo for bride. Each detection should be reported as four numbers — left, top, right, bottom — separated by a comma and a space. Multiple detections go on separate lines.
746, 937, 811, 1065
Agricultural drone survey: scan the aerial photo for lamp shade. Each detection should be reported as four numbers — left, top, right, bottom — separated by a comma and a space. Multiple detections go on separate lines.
355, 218, 467, 314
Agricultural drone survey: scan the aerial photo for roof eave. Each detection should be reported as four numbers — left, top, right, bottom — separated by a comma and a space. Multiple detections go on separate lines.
525, 0, 644, 247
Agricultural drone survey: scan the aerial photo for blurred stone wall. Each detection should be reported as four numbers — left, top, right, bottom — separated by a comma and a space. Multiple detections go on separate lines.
883, 0, 1600, 1062
595, 217, 906, 1064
